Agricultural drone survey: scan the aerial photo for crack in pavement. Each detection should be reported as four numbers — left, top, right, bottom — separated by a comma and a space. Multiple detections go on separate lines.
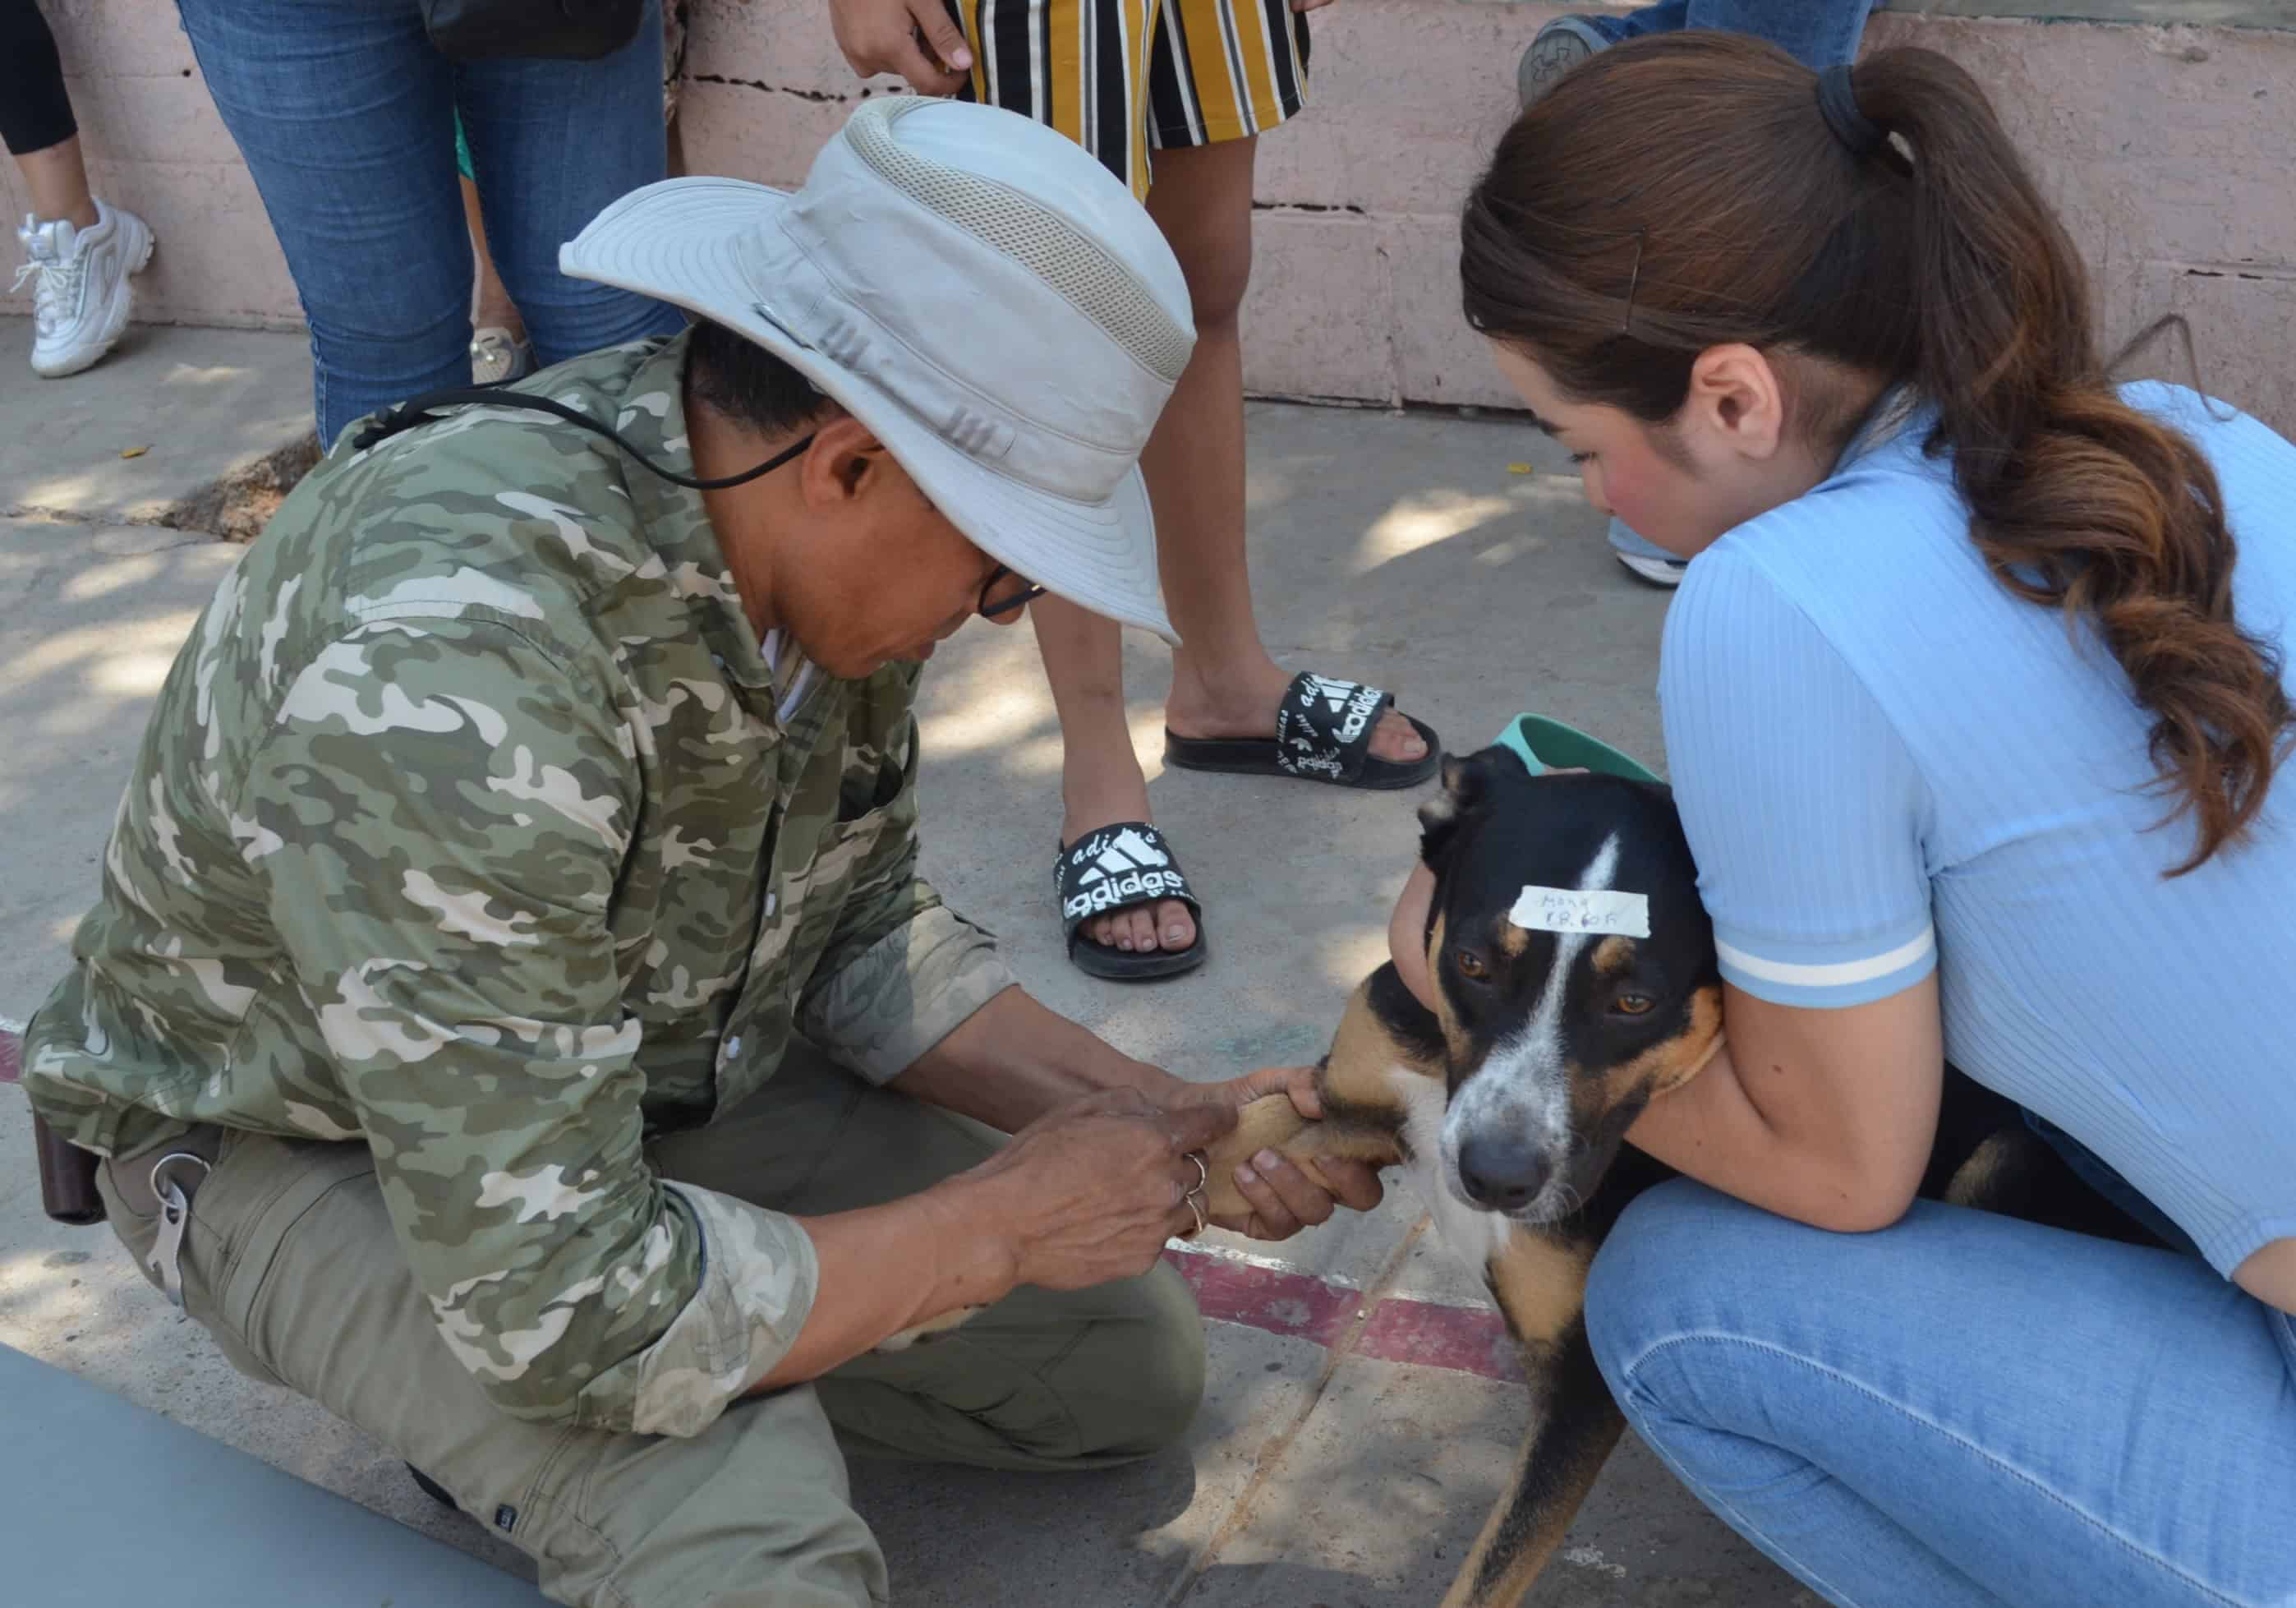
1160, 1210, 1434, 1606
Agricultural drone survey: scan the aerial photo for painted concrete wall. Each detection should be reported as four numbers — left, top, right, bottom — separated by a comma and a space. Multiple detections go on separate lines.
7, 2, 2294, 430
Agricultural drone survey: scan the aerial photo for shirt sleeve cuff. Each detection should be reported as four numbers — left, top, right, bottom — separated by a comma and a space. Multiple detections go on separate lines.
797, 901, 1015, 1084
596, 1183, 820, 1438
1713, 921, 1938, 1009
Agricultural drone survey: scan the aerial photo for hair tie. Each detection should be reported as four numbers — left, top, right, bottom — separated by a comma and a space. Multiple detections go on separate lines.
1815, 64, 1884, 159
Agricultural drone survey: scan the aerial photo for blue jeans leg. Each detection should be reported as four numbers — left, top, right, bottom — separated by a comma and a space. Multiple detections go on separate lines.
1591, 0, 1872, 62
454, 12, 683, 371
1586, 1179, 2296, 1608
175, 0, 679, 448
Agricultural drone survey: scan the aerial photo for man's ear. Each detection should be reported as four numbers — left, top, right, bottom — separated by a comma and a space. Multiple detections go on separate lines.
799, 415, 890, 505
1683, 343, 1787, 463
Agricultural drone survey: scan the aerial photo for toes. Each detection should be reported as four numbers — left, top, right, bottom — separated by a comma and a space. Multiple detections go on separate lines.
1126, 905, 1162, 952
1084, 901, 1194, 956
1370, 708, 1428, 763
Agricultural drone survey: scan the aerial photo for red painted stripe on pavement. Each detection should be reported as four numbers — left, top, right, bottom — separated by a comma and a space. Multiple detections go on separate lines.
1162, 1246, 1524, 1386
1356, 1295, 1525, 1384
1163, 1247, 1358, 1350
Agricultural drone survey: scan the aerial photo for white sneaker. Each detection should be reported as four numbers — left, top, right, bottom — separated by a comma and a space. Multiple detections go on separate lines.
1613, 547, 1688, 587
15, 199, 154, 378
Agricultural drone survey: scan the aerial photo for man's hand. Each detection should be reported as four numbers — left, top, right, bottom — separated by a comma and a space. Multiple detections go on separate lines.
827, 0, 972, 94
1183, 1065, 1385, 1239
960, 1090, 1235, 1290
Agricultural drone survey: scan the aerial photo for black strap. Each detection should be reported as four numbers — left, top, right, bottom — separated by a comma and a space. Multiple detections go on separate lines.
1056, 823, 1199, 937
1815, 65, 1884, 160
1275, 673, 1394, 783
347, 384, 812, 491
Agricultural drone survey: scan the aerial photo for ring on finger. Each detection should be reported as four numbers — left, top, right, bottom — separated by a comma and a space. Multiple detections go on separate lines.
1185, 1150, 1208, 1196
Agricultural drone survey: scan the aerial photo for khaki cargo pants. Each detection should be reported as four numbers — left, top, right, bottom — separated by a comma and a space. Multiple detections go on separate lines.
96, 1047, 1206, 1608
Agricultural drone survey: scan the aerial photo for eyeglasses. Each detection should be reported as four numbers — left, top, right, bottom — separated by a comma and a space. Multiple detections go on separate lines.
978, 564, 1047, 620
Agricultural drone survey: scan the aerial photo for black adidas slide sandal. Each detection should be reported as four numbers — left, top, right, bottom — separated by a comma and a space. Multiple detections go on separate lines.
1163, 671, 1441, 791
1056, 822, 1208, 982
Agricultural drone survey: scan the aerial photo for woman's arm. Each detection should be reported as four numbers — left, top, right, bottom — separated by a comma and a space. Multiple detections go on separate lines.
1624, 978, 1944, 1232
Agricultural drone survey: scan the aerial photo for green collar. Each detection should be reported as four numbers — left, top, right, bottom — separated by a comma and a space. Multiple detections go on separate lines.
1493, 712, 1663, 783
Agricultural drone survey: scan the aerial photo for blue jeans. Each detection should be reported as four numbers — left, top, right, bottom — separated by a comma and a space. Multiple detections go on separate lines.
1581, 0, 1874, 62
1588, 1181, 2296, 1608
1572, 0, 1873, 563
176, 0, 684, 446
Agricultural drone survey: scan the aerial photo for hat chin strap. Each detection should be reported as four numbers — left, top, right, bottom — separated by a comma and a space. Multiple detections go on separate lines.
349, 384, 813, 491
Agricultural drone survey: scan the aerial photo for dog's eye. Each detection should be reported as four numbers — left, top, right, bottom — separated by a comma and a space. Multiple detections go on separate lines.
1453, 949, 1488, 980
1613, 993, 1655, 1016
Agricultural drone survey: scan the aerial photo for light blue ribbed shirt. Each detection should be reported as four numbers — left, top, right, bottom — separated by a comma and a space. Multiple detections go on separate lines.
1659, 383, 2296, 1279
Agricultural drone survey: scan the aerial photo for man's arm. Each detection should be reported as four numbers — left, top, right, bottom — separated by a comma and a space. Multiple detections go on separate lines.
894, 987, 1386, 1237
748, 1091, 1238, 1390
889, 984, 1173, 1131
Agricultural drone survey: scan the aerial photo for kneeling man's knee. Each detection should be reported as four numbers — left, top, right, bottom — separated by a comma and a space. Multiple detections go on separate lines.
1074, 1259, 1205, 1458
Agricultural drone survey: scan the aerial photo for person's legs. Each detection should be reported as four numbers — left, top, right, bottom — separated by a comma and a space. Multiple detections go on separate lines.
1680, 0, 1872, 64
1586, 1179, 2296, 1608
98, 1127, 889, 1608
92, 1044, 1200, 1608
1013, 0, 1424, 962
454, 1, 683, 368
7, 0, 153, 376
15, 135, 98, 230
651, 1044, 1208, 1470
2, 0, 81, 199
454, 113, 531, 384
175, 0, 469, 445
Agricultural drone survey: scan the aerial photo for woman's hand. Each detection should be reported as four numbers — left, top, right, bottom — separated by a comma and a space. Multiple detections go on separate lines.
1185, 1065, 1384, 1237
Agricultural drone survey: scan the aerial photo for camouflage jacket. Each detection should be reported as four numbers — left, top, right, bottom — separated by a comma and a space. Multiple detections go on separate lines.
24, 334, 1012, 1436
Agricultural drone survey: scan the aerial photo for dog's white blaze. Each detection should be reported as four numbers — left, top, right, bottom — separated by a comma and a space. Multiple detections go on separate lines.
1389, 1067, 1512, 1269
1440, 833, 1624, 1212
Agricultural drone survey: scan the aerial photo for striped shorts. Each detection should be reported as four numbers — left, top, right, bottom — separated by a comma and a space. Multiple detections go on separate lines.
949, 0, 1310, 199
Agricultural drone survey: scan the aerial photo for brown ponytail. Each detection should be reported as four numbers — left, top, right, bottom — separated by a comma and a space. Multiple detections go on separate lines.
1461, 35, 2292, 873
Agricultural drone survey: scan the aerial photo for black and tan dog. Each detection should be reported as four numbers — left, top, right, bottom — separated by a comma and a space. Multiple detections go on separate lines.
1201, 746, 2148, 1607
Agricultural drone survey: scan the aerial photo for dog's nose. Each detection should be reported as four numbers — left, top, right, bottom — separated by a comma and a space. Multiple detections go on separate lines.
1457, 1135, 1553, 1213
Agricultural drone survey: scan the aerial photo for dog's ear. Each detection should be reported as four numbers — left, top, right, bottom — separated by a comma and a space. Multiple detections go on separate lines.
1417, 745, 1526, 864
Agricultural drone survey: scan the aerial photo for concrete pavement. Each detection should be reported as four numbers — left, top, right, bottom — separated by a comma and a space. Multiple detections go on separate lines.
0, 320, 1792, 1606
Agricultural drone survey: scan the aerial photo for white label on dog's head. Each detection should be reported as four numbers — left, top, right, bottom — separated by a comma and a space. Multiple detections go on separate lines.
1508, 885, 1650, 939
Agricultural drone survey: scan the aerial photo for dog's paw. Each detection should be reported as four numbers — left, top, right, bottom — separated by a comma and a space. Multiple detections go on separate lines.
876, 1305, 984, 1352
1199, 1094, 1318, 1220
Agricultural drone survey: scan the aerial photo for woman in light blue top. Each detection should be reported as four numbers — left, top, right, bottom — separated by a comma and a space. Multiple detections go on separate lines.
1417, 33, 2296, 1607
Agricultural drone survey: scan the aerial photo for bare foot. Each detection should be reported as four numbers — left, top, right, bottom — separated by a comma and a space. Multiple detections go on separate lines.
1166, 658, 1429, 766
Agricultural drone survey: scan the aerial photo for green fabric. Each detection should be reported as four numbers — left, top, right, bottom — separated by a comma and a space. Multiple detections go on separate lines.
25, 331, 1013, 1439
1492, 712, 1663, 784
95, 1045, 1204, 1608
455, 113, 474, 182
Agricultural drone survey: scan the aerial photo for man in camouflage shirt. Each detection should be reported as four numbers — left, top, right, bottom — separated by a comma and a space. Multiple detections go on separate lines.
22, 100, 1377, 1606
